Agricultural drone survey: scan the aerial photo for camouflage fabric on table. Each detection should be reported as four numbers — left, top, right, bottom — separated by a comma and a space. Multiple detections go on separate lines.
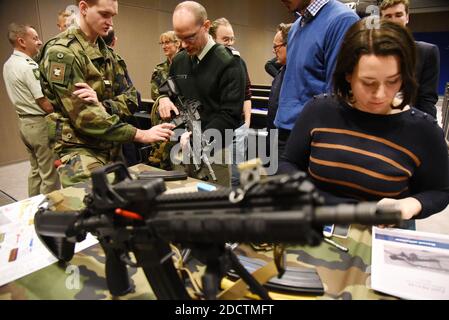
180, 227, 397, 300
0, 164, 396, 300
0, 245, 156, 300
227, 227, 396, 300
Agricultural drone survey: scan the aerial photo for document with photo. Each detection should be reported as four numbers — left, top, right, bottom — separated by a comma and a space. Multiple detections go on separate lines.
0, 195, 98, 286
371, 226, 449, 300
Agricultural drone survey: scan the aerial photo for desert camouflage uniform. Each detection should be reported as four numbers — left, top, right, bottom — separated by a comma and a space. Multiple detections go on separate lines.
39, 28, 138, 187
1, 164, 397, 300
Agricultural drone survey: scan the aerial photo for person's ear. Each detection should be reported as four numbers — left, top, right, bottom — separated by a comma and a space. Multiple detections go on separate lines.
203, 19, 211, 31
79, 1, 89, 16
17, 37, 26, 48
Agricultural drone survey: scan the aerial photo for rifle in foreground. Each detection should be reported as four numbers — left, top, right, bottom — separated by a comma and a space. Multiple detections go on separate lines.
34, 162, 401, 300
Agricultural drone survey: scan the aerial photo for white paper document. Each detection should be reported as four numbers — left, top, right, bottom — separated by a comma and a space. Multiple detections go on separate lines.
371, 226, 449, 300
0, 195, 98, 286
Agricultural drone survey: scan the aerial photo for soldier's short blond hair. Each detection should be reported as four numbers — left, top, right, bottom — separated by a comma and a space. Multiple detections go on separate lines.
174, 1, 207, 26
7, 23, 32, 46
380, 0, 410, 14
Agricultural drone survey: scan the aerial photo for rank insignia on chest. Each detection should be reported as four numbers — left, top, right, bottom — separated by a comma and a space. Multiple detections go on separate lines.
49, 62, 66, 84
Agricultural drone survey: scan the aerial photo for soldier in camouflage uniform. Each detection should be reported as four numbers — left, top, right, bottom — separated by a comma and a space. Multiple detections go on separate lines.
39, 0, 174, 187
150, 31, 180, 101
148, 31, 180, 170
150, 61, 170, 101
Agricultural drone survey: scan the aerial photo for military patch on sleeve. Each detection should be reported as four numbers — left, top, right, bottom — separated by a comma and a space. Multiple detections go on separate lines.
32, 68, 40, 80
49, 62, 67, 85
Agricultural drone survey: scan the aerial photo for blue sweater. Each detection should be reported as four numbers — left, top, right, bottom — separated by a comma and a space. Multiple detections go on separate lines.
275, 0, 359, 131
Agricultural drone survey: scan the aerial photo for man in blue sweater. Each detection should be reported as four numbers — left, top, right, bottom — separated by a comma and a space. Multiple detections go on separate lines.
275, 0, 359, 157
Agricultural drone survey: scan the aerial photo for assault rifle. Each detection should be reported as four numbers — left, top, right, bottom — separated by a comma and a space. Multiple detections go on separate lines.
159, 76, 217, 181
34, 162, 401, 300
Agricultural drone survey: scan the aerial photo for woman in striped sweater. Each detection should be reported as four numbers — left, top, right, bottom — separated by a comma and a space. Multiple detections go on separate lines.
278, 19, 449, 228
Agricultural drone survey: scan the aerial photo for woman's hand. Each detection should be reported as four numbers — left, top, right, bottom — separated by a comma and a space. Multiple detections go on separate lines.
376, 197, 422, 228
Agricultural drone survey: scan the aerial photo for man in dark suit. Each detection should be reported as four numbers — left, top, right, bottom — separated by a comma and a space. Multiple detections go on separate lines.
380, 0, 440, 118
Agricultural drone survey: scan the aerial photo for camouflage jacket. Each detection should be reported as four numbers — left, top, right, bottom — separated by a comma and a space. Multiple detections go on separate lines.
39, 28, 138, 154
150, 60, 170, 101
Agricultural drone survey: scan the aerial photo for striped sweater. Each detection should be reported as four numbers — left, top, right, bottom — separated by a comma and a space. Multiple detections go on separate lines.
279, 95, 449, 219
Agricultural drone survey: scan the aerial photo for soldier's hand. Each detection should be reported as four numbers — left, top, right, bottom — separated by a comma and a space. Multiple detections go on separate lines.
134, 123, 175, 144
73, 83, 99, 104
158, 97, 179, 120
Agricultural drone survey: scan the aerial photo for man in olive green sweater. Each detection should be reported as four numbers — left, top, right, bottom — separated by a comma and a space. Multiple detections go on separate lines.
158, 1, 246, 186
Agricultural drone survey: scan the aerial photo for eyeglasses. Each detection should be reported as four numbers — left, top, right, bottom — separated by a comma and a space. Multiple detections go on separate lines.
159, 40, 175, 46
177, 24, 203, 44
273, 42, 286, 51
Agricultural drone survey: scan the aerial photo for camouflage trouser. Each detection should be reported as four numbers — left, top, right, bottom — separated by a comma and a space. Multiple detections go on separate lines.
148, 96, 175, 170
148, 140, 176, 170
18, 116, 60, 196
57, 148, 113, 188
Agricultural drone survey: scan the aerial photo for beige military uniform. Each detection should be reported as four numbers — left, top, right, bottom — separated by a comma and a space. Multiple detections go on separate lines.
3, 50, 59, 196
